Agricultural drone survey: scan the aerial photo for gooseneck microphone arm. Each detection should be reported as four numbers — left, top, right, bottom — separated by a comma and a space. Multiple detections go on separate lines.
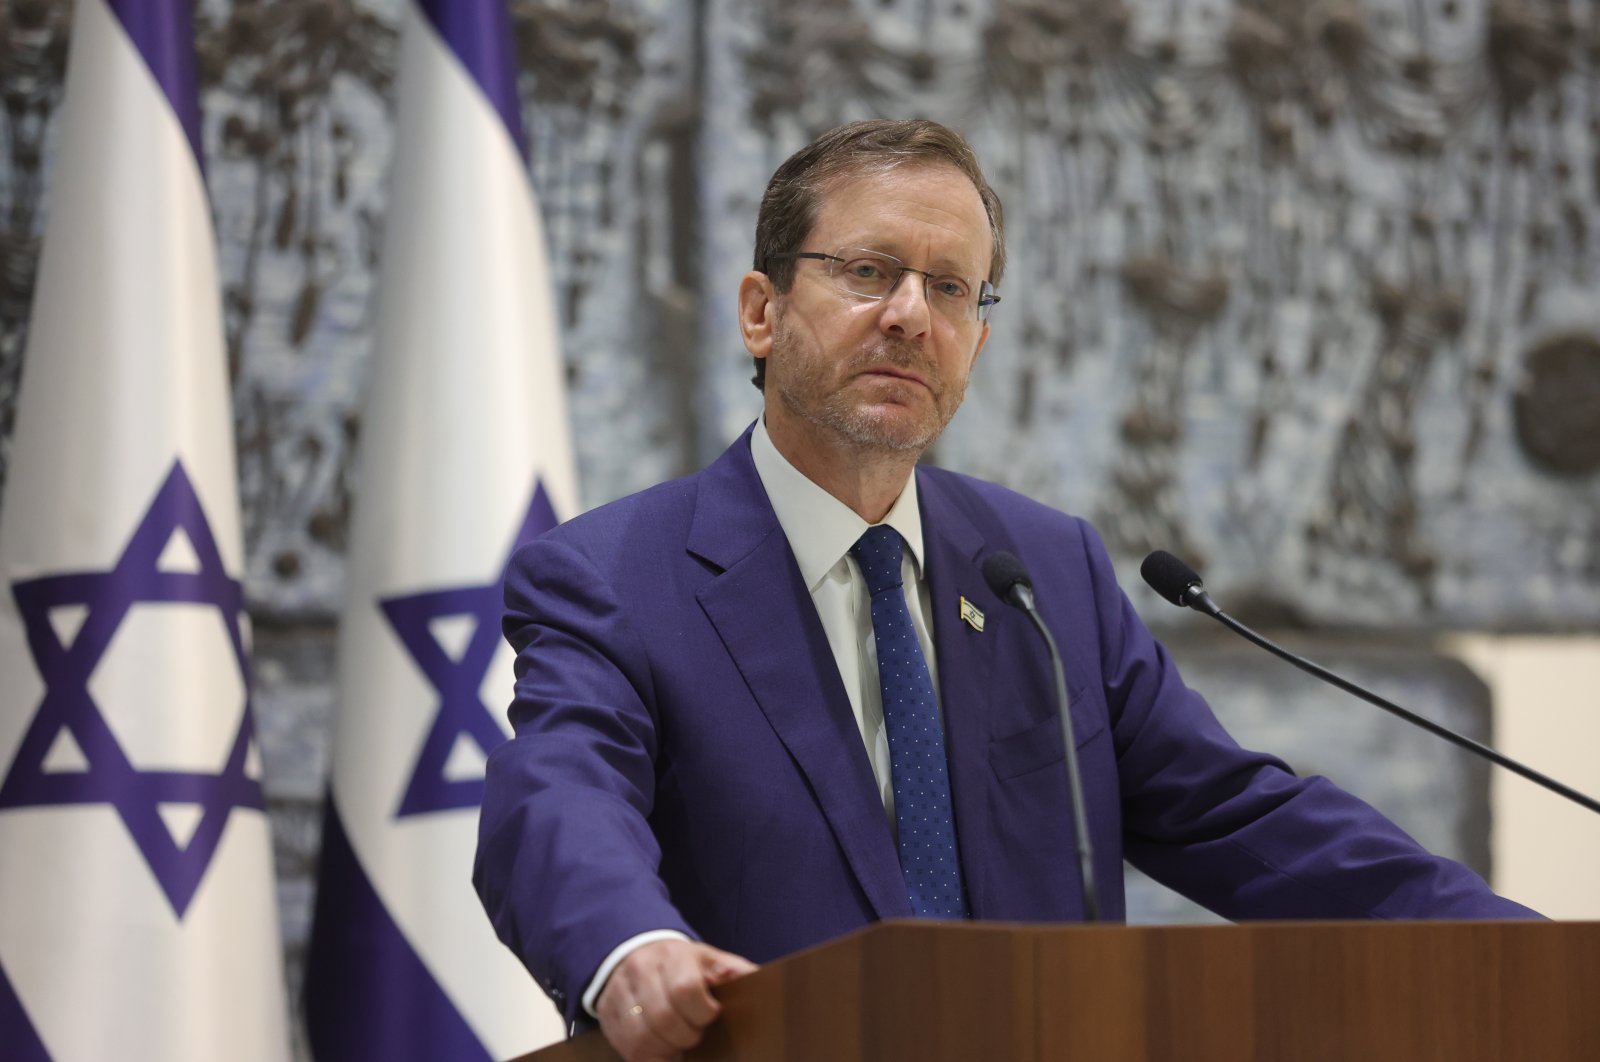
982, 551, 1100, 922
1139, 550, 1600, 817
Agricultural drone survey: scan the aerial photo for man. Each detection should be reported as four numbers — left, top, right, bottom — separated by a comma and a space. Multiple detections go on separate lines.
475, 119, 1536, 1062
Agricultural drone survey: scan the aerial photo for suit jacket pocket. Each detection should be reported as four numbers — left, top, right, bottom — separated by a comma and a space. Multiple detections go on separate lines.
988, 690, 1106, 780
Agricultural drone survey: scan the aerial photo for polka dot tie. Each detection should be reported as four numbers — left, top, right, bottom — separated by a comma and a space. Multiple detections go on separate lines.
851, 525, 969, 919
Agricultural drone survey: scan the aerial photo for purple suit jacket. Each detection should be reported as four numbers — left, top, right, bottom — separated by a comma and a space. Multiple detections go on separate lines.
475, 427, 1535, 1027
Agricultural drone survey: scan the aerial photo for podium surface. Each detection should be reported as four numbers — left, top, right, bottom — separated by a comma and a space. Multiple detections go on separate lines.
518, 919, 1600, 1061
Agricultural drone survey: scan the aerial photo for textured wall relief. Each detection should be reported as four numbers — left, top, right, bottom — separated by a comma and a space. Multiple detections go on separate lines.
0, 0, 69, 495
702, 0, 1600, 629
200, 0, 396, 615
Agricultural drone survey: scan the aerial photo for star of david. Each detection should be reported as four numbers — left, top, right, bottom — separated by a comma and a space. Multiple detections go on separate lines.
0, 461, 264, 918
385, 482, 557, 818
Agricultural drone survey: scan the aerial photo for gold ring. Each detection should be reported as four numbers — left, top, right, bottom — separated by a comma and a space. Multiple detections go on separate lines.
627, 1004, 645, 1018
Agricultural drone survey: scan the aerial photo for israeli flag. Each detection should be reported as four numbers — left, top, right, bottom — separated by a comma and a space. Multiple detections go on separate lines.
0, 1, 292, 1059
302, 0, 576, 1057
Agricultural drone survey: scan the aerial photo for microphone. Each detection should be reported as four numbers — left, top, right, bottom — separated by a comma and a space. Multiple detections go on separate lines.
1140, 550, 1600, 817
1139, 550, 1219, 617
982, 551, 1100, 921
981, 550, 1035, 609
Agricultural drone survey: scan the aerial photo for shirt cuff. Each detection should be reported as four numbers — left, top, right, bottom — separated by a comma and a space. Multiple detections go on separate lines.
581, 929, 694, 1018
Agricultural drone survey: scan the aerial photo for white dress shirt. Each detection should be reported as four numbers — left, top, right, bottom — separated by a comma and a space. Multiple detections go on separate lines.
748, 414, 942, 819
581, 419, 940, 1016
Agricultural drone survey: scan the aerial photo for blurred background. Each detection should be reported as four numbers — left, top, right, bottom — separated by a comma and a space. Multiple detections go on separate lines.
1, 0, 1597, 1052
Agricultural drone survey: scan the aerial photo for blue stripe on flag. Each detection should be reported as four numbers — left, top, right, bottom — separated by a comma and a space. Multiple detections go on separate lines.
0, 959, 52, 1062
105, 0, 204, 166
417, 0, 527, 158
304, 800, 493, 1062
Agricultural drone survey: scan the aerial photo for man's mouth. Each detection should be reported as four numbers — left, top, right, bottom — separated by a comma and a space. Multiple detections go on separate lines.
859, 364, 932, 392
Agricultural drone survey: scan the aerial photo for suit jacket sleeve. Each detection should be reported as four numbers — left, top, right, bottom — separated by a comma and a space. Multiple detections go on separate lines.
474, 534, 698, 1029
1072, 520, 1539, 920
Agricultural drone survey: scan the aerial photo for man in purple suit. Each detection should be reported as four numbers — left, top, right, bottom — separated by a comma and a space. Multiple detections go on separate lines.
474, 119, 1536, 1062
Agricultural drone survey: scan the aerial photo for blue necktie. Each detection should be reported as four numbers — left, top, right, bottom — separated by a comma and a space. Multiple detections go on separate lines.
851, 524, 969, 919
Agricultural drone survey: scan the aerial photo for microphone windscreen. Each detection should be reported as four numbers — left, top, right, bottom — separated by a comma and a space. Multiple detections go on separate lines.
981, 550, 1033, 599
1140, 550, 1203, 607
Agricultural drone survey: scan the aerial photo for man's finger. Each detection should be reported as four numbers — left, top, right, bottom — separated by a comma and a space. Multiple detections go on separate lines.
701, 946, 759, 986
660, 968, 721, 1030
605, 996, 690, 1062
631, 997, 701, 1055
644, 944, 725, 1035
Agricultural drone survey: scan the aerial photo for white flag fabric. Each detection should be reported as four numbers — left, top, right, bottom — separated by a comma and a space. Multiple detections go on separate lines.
0, 1, 292, 1059
303, 0, 575, 1058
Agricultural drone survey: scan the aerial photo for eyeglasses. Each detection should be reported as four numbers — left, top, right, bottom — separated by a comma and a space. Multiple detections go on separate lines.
766, 248, 1001, 322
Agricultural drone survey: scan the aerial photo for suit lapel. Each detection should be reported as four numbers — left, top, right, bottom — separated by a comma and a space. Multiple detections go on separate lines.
916, 469, 1005, 919
689, 431, 911, 921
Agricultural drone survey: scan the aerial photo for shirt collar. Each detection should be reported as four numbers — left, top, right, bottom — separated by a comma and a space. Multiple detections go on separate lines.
750, 416, 925, 592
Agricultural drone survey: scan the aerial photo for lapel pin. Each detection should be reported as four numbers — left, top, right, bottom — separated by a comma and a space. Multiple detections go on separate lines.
959, 596, 985, 632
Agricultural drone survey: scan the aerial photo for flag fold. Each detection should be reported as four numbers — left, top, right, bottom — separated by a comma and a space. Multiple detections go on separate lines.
305, 1, 575, 1057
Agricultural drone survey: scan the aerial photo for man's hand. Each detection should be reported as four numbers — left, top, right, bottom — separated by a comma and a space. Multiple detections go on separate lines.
595, 939, 757, 1062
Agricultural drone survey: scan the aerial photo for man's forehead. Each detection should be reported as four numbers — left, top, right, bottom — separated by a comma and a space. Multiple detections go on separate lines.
808, 163, 991, 272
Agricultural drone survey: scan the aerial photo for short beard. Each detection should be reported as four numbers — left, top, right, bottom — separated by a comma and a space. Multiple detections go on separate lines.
771, 316, 964, 456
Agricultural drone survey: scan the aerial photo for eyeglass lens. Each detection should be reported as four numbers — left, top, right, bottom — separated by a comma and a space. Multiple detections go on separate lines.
826, 249, 990, 321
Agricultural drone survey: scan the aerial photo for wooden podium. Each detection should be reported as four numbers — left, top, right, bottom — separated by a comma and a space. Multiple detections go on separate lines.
517, 919, 1600, 1061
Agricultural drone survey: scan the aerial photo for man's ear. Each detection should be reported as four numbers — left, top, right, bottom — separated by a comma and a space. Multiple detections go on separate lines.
739, 271, 777, 361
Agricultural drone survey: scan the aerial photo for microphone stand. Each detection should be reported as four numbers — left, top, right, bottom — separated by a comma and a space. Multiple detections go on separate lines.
984, 559, 1101, 923
1171, 579, 1600, 817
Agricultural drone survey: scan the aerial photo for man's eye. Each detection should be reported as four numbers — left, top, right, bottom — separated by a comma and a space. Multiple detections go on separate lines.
933, 278, 970, 299
846, 261, 887, 279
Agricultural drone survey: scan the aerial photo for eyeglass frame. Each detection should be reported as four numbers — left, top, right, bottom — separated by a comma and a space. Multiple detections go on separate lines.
765, 248, 1002, 322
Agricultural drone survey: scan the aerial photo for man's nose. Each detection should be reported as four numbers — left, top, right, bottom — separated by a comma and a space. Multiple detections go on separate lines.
878, 269, 932, 338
